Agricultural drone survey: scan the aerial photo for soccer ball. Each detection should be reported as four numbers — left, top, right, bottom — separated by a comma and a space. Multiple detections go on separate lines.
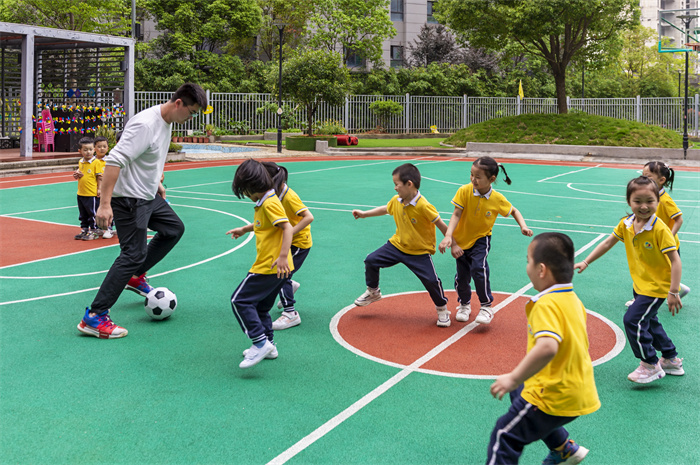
144, 287, 177, 320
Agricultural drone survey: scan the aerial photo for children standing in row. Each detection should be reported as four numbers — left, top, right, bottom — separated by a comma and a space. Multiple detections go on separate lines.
93, 136, 115, 239
439, 157, 533, 325
575, 176, 684, 384
488, 232, 599, 465
227, 159, 293, 369
259, 161, 314, 331
351, 163, 451, 327
73, 137, 102, 240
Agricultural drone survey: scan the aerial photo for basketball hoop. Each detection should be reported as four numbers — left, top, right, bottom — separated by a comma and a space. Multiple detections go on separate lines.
685, 42, 700, 51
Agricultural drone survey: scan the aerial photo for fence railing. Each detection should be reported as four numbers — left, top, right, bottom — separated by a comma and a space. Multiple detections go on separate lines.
133, 92, 700, 137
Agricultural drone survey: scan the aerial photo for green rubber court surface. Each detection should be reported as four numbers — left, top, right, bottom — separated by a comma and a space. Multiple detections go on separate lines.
0, 156, 698, 465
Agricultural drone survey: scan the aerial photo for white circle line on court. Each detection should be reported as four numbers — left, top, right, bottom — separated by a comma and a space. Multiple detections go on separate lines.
0, 204, 253, 302
329, 290, 625, 380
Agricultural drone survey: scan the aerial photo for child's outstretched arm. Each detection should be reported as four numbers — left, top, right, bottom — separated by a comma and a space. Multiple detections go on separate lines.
273, 221, 293, 278
574, 234, 619, 273
352, 205, 388, 219
666, 250, 682, 315
438, 206, 462, 255
292, 209, 314, 236
510, 206, 533, 237
226, 223, 254, 239
435, 218, 448, 236
490, 336, 559, 400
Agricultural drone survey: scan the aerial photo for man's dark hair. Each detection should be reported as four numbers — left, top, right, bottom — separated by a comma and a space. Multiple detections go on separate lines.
171, 83, 208, 109
392, 163, 421, 189
531, 232, 575, 283
232, 159, 273, 199
77, 137, 94, 149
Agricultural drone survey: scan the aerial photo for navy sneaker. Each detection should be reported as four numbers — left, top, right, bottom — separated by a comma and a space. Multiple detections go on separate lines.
77, 308, 128, 339
125, 273, 153, 297
542, 440, 589, 465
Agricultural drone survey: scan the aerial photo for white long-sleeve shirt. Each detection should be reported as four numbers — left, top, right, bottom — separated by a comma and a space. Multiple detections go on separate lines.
106, 105, 172, 200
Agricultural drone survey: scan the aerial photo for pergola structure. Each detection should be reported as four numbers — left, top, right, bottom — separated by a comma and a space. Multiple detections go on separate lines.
0, 23, 135, 158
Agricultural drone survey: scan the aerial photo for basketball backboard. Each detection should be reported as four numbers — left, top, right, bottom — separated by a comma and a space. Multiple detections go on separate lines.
658, 8, 700, 53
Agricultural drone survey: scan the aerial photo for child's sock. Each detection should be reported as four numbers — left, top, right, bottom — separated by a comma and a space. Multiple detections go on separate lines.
253, 339, 267, 349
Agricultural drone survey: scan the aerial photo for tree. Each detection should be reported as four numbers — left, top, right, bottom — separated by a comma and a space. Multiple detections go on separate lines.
0, 0, 131, 34
407, 24, 461, 67
436, 0, 639, 113
274, 48, 350, 135
147, 0, 262, 59
307, 0, 396, 67
253, 0, 313, 61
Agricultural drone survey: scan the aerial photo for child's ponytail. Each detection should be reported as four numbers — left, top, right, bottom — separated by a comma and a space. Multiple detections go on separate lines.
644, 161, 675, 191
474, 156, 512, 185
498, 163, 512, 185
261, 161, 289, 196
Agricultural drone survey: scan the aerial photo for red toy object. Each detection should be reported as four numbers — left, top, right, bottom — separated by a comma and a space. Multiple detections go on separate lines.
350, 136, 359, 145
335, 134, 351, 146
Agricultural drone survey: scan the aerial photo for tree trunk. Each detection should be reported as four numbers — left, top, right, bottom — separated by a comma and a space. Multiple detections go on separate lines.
553, 69, 568, 114
307, 104, 314, 136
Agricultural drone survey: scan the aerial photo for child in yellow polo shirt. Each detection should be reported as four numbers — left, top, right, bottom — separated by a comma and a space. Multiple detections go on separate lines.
258, 161, 314, 331
575, 176, 684, 384
72, 137, 102, 240
488, 232, 600, 465
227, 159, 293, 369
93, 135, 115, 239
352, 163, 451, 327
439, 156, 533, 325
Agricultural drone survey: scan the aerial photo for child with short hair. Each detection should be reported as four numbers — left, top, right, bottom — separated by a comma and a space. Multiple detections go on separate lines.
575, 176, 684, 384
72, 137, 102, 240
227, 159, 293, 369
351, 163, 451, 327
488, 232, 600, 465
93, 135, 115, 239
259, 161, 314, 331
439, 156, 533, 325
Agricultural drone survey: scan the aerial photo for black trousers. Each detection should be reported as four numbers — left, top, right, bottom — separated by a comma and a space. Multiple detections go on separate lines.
90, 196, 185, 312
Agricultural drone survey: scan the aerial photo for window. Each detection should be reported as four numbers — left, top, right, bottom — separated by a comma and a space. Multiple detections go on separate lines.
427, 1, 438, 24
391, 0, 404, 21
390, 46, 404, 68
346, 48, 365, 68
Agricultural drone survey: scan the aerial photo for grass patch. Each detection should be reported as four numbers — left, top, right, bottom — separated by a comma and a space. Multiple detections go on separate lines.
445, 113, 683, 148
220, 138, 447, 148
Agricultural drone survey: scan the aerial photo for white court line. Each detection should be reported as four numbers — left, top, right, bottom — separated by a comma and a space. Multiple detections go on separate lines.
0, 214, 79, 228
266, 234, 606, 465
536, 165, 602, 183
2, 205, 74, 216
565, 183, 620, 197
0, 175, 73, 185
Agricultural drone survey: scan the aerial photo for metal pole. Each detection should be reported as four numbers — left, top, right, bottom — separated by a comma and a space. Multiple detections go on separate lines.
131, 0, 136, 39
684, 48, 689, 160
581, 62, 585, 99
678, 70, 682, 98
277, 25, 284, 153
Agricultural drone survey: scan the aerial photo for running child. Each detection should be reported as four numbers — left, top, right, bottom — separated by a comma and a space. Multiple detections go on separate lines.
438, 156, 532, 325
640, 161, 690, 299
93, 135, 115, 239
488, 232, 600, 465
72, 137, 102, 240
259, 161, 314, 331
352, 163, 451, 327
227, 159, 293, 369
574, 176, 684, 384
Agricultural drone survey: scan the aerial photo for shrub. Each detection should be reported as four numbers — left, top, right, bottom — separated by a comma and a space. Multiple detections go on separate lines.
369, 100, 403, 131
314, 119, 347, 135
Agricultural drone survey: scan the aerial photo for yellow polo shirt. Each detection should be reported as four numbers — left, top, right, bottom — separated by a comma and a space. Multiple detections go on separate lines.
77, 157, 103, 197
451, 184, 512, 250
657, 188, 682, 249
279, 184, 312, 249
613, 214, 677, 298
522, 284, 601, 417
249, 190, 295, 275
386, 193, 440, 255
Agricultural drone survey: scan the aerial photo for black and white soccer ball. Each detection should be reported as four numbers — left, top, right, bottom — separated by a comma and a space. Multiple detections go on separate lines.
144, 287, 177, 320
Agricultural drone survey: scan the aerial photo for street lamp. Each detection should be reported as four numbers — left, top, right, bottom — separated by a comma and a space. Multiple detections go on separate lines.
678, 70, 682, 98
272, 20, 286, 154
677, 13, 698, 160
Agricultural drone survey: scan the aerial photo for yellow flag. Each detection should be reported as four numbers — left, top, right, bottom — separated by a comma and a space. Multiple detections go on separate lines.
518, 80, 524, 100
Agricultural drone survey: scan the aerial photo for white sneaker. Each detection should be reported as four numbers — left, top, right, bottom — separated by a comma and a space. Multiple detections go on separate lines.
474, 307, 493, 325
277, 280, 301, 309
625, 299, 635, 307
679, 283, 691, 299
354, 287, 382, 306
659, 356, 685, 376
627, 361, 665, 384
455, 304, 471, 322
239, 340, 275, 368
272, 311, 301, 330
102, 229, 114, 239
436, 307, 451, 327
242, 343, 278, 360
